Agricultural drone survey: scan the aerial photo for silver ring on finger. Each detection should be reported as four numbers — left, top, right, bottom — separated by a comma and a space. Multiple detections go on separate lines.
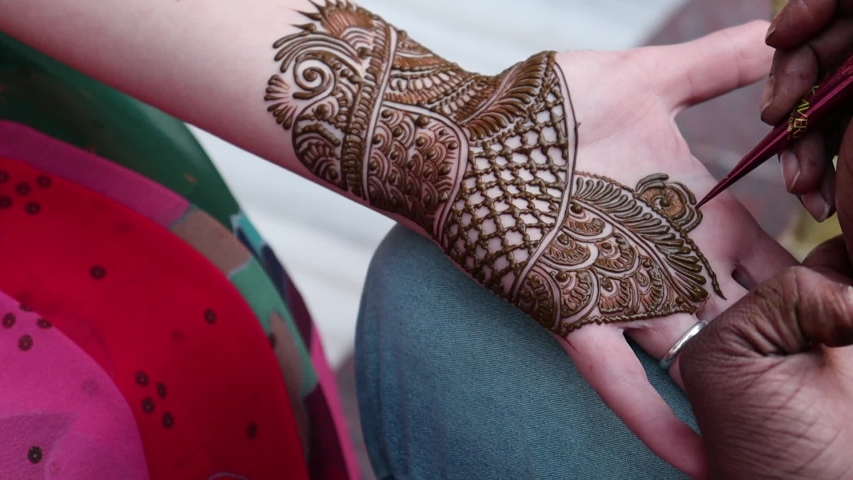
659, 321, 707, 371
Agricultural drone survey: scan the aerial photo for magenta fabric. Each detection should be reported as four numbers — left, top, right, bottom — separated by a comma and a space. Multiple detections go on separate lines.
0, 122, 187, 226
0, 290, 149, 479
0, 120, 359, 479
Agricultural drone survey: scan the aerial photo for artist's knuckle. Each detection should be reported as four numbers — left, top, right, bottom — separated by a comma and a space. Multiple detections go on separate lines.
748, 267, 806, 315
789, 0, 822, 24
822, 284, 853, 331
754, 271, 795, 308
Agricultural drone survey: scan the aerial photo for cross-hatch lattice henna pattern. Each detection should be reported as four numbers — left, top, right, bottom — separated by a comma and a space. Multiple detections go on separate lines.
264, 0, 723, 336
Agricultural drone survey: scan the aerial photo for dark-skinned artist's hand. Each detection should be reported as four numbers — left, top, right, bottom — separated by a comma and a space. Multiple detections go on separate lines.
679, 234, 853, 479
680, 66, 853, 479
762, 0, 853, 222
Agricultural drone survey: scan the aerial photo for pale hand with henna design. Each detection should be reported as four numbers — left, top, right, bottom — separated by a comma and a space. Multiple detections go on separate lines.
0, 2, 798, 477
264, 1, 722, 337
262, 5, 794, 476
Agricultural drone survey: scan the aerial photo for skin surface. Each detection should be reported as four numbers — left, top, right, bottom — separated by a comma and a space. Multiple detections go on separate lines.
0, 2, 798, 476
682, 235, 853, 479
677, 10, 853, 475
264, 2, 722, 337
763, 0, 853, 222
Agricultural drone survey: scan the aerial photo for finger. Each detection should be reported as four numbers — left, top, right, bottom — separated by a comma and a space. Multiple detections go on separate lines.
766, 0, 853, 49
801, 159, 836, 221
627, 313, 703, 387
761, 46, 819, 124
802, 234, 853, 278
734, 226, 800, 287
807, 16, 853, 69
628, 268, 749, 352
784, 116, 850, 209
766, 268, 853, 349
626, 309, 739, 391
686, 266, 853, 361
557, 327, 707, 478
780, 131, 828, 195
680, 262, 853, 477
763, 18, 853, 122
648, 21, 774, 111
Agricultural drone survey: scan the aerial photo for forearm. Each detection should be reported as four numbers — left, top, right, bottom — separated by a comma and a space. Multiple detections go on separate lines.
0, 1, 317, 181
0, 1, 569, 233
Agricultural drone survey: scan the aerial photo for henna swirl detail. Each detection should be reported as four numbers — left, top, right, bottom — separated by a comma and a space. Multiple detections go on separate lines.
265, 1, 722, 337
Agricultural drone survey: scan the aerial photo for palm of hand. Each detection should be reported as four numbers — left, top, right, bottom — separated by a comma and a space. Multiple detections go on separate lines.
695, 346, 853, 478
760, 348, 853, 478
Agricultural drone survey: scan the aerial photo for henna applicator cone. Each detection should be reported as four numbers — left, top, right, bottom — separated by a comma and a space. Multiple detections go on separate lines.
697, 54, 853, 209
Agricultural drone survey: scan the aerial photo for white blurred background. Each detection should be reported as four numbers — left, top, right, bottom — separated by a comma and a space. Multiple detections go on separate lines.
189, 0, 690, 368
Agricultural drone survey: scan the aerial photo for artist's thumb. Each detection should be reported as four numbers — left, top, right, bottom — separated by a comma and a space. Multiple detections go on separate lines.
678, 236, 853, 477
684, 265, 853, 383
681, 232, 853, 388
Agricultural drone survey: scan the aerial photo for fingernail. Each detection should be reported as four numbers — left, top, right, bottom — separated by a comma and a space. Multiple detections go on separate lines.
820, 171, 836, 217
765, 21, 777, 42
802, 191, 831, 222
766, 8, 781, 42
761, 74, 775, 115
780, 151, 801, 192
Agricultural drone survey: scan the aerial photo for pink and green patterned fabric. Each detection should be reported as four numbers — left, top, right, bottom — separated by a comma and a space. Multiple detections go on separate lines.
0, 120, 357, 479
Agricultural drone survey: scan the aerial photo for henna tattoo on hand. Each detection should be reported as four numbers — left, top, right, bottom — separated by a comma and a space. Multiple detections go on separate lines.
264, 0, 723, 336
518, 173, 723, 335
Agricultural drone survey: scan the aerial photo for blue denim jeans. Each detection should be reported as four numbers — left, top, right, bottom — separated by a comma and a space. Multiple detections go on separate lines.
355, 225, 696, 479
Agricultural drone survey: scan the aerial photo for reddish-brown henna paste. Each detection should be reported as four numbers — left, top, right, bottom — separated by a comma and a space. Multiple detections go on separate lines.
265, 0, 722, 336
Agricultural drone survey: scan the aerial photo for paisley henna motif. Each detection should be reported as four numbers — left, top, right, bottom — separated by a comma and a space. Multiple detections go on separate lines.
519, 173, 723, 335
265, 0, 722, 337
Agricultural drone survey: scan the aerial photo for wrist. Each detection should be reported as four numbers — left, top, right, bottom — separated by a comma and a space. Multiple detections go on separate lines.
264, 1, 578, 300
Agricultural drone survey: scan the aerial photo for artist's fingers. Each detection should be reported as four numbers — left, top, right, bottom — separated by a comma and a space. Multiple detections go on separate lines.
762, 17, 853, 123
766, 0, 853, 50
779, 131, 827, 195
557, 328, 707, 478
761, 47, 819, 124
645, 21, 773, 112
627, 313, 715, 391
802, 159, 837, 222
778, 113, 849, 213
802, 234, 853, 279
806, 16, 853, 68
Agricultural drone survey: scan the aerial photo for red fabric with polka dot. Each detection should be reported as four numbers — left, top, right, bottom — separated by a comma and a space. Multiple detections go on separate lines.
0, 158, 308, 480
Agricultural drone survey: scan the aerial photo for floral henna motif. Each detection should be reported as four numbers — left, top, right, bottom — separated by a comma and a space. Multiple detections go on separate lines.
265, 0, 722, 337
517, 173, 724, 336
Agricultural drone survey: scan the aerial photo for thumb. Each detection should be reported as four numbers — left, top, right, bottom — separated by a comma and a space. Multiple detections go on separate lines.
642, 20, 774, 112
765, 0, 853, 49
678, 240, 853, 479
683, 262, 853, 371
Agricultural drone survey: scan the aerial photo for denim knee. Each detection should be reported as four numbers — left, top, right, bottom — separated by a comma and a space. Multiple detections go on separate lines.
355, 224, 693, 479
